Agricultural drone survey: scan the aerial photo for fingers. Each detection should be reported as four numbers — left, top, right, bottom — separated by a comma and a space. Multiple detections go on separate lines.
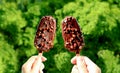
38, 53, 47, 62
41, 56, 47, 62
71, 56, 77, 64
39, 63, 44, 73
31, 55, 43, 72
22, 56, 38, 72
71, 65, 79, 73
22, 55, 47, 73
31, 54, 47, 73
71, 56, 101, 73
71, 56, 88, 73
76, 56, 88, 73
84, 57, 101, 73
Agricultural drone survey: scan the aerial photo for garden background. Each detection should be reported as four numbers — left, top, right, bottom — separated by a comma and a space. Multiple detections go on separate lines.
0, 0, 120, 73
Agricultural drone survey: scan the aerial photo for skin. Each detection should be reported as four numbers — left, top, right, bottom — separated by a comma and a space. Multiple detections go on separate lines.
71, 55, 101, 73
22, 54, 101, 73
22, 53, 47, 73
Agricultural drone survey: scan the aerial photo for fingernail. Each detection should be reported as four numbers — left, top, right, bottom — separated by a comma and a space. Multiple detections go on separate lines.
43, 57, 47, 61
41, 56, 47, 62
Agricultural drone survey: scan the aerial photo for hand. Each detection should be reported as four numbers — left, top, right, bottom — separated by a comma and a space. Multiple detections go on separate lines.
71, 55, 101, 73
22, 54, 47, 73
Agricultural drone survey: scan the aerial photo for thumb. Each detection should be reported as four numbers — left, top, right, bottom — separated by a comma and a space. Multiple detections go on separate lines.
31, 55, 43, 72
76, 56, 88, 73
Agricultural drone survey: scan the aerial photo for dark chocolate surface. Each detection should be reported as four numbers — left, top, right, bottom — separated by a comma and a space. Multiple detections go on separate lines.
34, 16, 56, 52
62, 16, 84, 54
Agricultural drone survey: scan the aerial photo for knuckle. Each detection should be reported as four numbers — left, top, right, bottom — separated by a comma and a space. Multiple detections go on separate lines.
22, 64, 26, 69
98, 67, 101, 73
83, 56, 88, 60
22, 63, 28, 70
31, 56, 37, 58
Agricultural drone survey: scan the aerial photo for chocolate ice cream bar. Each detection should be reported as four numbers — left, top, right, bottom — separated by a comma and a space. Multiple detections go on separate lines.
34, 16, 56, 53
62, 16, 84, 54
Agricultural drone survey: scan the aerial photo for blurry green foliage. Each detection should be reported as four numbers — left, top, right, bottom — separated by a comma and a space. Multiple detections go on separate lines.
98, 50, 120, 73
0, 0, 120, 73
54, 52, 72, 73
0, 34, 18, 73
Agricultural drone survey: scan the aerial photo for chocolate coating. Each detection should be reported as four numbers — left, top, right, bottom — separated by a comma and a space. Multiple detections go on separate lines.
62, 16, 84, 54
34, 16, 56, 52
